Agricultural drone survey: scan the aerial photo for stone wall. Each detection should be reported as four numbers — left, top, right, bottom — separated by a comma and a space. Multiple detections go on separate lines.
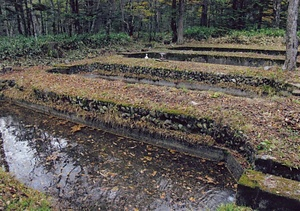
33, 88, 256, 165
49, 63, 293, 94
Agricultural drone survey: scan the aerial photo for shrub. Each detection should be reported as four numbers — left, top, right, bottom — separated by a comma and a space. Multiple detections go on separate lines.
184, 26, 225, 40
229, 28, 285, 38
0, 32, 132, 59
0, 36, 42, 59
85, 32, 131, 48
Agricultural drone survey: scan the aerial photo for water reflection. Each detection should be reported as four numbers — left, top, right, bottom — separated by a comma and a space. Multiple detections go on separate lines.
0, 103, 236, 210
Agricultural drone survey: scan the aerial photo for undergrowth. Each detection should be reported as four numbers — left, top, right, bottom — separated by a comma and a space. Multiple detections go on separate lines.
0, 168, 52, 210
0, 32, 131, 60
0, 27, 291, 60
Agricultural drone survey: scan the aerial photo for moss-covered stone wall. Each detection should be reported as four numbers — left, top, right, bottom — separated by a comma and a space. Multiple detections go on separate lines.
124, 52, 296, 67
49, 62, 293, 94
32, 88, 255, 164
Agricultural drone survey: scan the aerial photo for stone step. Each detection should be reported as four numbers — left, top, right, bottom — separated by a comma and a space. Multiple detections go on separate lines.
292, 89, 300, 96
290, 83, 300, 89
236, 170, 300, 210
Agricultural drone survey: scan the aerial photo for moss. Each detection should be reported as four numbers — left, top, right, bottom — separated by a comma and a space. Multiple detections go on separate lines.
52, 64, 71, 68
238, 170, 262, 188
217, 203, 253, 211
0, 168, 52, 210
160, 107, 186, 116
239, 170, 300, 200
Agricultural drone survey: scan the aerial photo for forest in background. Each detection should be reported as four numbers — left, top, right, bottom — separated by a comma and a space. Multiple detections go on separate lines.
0, 0, 299, 70
0, 0, 294, 40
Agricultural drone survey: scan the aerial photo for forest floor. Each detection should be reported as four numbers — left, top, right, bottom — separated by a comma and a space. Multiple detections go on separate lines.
0, 39, 299, 210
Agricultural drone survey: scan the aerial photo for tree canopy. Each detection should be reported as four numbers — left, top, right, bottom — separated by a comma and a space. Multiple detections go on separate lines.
0, 0, 298, 70
0, 0, 295, 39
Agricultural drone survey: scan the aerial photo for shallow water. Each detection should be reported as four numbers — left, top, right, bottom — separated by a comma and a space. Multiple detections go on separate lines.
0, 102, 236, 210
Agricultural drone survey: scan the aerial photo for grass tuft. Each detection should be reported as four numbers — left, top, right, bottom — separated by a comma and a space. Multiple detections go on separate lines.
0, 168, 52, 210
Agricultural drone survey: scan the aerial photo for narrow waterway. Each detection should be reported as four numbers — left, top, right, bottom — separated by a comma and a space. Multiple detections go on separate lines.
0, 102, 236, 210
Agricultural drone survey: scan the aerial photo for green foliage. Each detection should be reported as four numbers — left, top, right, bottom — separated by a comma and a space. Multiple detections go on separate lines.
0, 36, 42, 59
261, 85, 277, 96
86, 33, 131, 48
229, 28, 285, 38
257, 139, 275, 151
0, 33, 131, 59
0, 168, 52, 210
217, 203, 252, 211
217, 28, 287, 45
210, 92, 223, 98
184, 26, 224, 40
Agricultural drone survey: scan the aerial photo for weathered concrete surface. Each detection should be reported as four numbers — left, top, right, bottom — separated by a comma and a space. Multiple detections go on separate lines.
236, 170, 300, 211
292, 89, 300, 96
123, 51, 294, 67
255, 157, 300, 182
168, 46, 288, 56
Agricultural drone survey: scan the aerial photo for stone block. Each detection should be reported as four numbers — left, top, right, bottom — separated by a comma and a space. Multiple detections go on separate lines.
236, 170, 300, 210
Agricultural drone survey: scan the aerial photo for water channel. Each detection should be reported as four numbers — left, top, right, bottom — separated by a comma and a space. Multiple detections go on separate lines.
0, 102, 236, 210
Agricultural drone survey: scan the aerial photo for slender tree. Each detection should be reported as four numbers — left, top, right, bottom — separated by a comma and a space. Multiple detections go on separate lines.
0, 1, 4, 36
69, 0, 81, 34
171, 0, 177, 43
200, 0, 208, 26
177, 0, 185, 44
273, 0, 282, 28
283, 0, 299, 71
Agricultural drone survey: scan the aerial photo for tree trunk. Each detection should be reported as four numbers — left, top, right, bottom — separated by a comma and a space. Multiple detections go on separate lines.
154, 0, 160, 36
171, 0, 177, 43
106, 1, 114, 41
200, 0, 208, 26
177, 0, 184, 44
24, 0, 31, 35
0, 2, 4, 36
56, 0, 62, 33
90, 0, 100, 33
256, 0, 264, 29
14, 0, 27, 35
38, 0, 45, 34
273, 0, 282, 28
231, 0, 246, 29
70, 0, 81, 34
283, 0, 299, 71
120, 0, 126, 32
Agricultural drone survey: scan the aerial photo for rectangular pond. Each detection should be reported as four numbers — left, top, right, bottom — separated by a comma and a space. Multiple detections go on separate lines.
0, 102, 236, 210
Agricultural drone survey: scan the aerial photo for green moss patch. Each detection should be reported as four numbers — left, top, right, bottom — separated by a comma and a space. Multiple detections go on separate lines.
239, 170, 300, 200
0, 168, 52, 210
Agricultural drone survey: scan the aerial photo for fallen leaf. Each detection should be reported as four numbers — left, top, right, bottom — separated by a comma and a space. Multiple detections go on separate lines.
70, 124, 84, 133
205, 176, 215, 184
151, 171, 157, 176
189, 197, 196, 202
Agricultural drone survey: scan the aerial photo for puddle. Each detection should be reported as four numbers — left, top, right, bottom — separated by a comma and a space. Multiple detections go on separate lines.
0, 102, 236, 210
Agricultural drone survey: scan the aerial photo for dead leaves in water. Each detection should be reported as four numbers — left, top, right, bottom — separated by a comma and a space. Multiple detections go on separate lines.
196, 175, 216, 184
189, 197, 196, 202
141, 156, 152, 162
70, 124, 85, 133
